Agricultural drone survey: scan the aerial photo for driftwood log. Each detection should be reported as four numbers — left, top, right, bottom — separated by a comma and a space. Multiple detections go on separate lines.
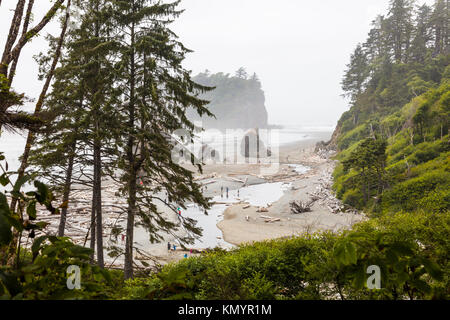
290, 200, 314, 214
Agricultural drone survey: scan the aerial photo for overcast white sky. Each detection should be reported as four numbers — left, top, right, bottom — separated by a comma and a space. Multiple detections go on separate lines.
1, 0, 436, 127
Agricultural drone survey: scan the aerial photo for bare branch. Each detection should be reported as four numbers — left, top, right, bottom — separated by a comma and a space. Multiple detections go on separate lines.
8, 0, 35, 86
5, 0, 66, 69
1, 0, 26, 71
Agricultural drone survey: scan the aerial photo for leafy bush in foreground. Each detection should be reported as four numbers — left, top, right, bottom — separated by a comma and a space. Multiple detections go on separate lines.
122, 211, 449, 300
0, 160, 118, 299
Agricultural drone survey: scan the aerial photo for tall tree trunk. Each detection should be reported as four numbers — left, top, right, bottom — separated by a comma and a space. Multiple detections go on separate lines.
124, 14, 136, 280
10, 0, 71, 212
124, 174, 136, 279
58, 140, 76, 237
94, 136, 104, 268
90, 183, 96, 263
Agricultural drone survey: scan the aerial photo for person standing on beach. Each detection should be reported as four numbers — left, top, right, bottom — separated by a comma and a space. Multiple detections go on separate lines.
226, 187, 229, 199
168, 242, 171, 251
221, 186, 223, 198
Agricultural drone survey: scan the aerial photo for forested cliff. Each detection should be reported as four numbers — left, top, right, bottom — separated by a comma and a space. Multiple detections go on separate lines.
188, 69, 269, 130
329, 0, 449, 215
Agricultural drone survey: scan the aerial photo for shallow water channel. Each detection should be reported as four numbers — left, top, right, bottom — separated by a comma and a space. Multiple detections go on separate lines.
182, 181, 293, 249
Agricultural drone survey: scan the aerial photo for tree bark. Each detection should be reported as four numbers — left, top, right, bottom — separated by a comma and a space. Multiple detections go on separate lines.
1, 0, 66, 71
124, 12, 136, 280
8, 0, 35, 86
58, 140, 76, 237
1, 0, 65, 134
90, 184, 96, 264
1, 0, 26, 79
94, 136, 104, 268
124, 174, 136, 279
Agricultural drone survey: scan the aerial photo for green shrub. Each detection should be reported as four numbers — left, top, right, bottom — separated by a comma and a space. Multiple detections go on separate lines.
342, 189, 364, 208
337, 124, 369, 151
121, 211, 450, 300
383, 170, 450, 212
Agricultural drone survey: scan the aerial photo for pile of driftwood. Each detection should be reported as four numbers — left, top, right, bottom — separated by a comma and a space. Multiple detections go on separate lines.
289, 200, 314, 214
315, 146, 336, 160
305, 164, 347, 214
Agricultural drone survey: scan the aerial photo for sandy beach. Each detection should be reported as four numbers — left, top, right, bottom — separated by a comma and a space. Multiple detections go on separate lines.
135, 133, 365, 265
28, 131, 365, 268
216, 149, 364, 246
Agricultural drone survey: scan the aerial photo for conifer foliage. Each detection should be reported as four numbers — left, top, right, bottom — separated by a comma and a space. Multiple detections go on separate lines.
6, 0, 214, 278
109, 0, 213, 279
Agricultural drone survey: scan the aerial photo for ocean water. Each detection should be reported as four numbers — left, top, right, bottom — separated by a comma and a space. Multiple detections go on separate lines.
0, 125, 334, 173
0, 131, 25, 173
288, 164, 311, 174
195, 125, 334, 149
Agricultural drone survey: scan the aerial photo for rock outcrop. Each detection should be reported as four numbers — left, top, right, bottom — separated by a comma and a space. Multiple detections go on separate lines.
187, 71, 269, 130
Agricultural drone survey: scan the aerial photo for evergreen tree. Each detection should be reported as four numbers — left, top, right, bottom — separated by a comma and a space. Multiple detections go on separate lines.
343, 137, 387, 203
110, 0, 213, 279
250, 72, 261, 86
29, 41, 92, 238
386, 0, 415, 63
431, 0, 450, 56
10, 0, 72, 214
235, 67, 248, 79
409, 4, 433, 63
342, 44, 370, 102
64, 0, 118, 268
30, 0, 118, 267
364, 16, 387, 64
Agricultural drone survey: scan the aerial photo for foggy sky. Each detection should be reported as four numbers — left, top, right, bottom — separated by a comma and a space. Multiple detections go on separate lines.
1, 0, 436, 128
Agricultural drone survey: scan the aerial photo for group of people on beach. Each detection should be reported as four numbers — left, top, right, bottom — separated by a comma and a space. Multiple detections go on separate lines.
221, 186, 241, 199
168, 242, 193, 259
221, 186, 232, 198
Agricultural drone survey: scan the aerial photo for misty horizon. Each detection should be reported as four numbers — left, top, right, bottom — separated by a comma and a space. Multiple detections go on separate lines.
0, 0, 437, 128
